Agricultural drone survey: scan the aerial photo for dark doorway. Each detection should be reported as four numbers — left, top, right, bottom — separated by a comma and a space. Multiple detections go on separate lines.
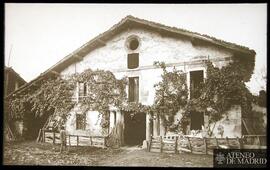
124, 112, 146, 146
190, 70, 204, 99
190, 111, 204, 130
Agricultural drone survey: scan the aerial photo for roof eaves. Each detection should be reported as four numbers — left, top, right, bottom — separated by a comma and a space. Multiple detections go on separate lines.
126, 15, 256, 55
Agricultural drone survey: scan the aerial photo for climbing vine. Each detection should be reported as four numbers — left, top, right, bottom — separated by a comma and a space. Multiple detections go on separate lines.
176, 58, 254, 135
7, 68, 150, 130
152, 61, 188, 130
8, 75, 76, 122
7, 57, 256, 135
152, 58, 255, 134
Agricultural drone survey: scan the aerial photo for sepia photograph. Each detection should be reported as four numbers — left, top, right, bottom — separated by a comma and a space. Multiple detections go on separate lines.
3, 3, 267, 167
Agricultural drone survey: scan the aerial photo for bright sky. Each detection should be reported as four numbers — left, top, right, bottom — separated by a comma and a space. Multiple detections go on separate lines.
5, 3, 267, 95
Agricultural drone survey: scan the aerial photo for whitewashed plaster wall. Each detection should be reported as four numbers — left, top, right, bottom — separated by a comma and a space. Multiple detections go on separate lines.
208, 105, 242, 138
60, 28, 237, 136
60, 28, 233, 106
65, 104, 104, 136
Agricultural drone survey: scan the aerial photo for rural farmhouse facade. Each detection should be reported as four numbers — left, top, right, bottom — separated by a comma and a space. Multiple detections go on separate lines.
6, 16, 259, 147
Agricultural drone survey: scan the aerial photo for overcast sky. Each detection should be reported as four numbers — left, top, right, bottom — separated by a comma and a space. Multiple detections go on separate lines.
5, 3, 267, 95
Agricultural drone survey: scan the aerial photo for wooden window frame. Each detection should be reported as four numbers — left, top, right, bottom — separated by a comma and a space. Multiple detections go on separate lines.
76, 114, 86, 130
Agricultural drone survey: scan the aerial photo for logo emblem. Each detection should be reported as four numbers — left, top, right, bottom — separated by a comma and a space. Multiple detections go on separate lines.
215, 152, 226, 165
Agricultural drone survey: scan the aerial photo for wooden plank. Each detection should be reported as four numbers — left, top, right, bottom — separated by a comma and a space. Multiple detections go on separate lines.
226, 137, 229, 146
178, 147, 192, 153
36, 129, 41, 142
160, 136, 163, 153
242, 119, 253, 135
148, 136, 152, 152
77, 136, 79, 146
90, 136, 92, 145
187, 137, 192, 153
242, 145, 261, 149
42, 129, 45, 142
237, 137, 241, 149
150, 148, 161, 153
257, 136, 261, 146
163, 150, 175, 154
53, 132, 55, 144
204, 137, 207, 154
69, 135, 71, 146
215, 137, 219, 148
175, 136, 178, 154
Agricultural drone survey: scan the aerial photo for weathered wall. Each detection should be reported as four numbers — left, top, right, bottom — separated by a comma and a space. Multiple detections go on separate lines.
155, 105, 242, 138
12, 120, 24, 138
60, 27, 235, 137
65, 105, 105, 136
208, 105, 242, 138
252, 103, 267, 127
61, 28, 233, 106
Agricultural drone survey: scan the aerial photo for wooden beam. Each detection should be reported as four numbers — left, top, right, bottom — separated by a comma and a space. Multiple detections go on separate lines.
97, 39, 106, 46
50, 70, 60, 76
73, 54, 83, 61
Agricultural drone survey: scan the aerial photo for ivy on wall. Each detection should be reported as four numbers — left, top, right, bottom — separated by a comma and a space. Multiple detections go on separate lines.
152, 61, 188, 129
7, 69, 145, 130
7, 57, 257, 135
151, 58, 255, 134
8, 75, 76, 123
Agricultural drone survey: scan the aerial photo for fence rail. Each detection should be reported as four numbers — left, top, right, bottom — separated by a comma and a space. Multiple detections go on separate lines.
37, 129, 107, 148
148, 135, 266, 155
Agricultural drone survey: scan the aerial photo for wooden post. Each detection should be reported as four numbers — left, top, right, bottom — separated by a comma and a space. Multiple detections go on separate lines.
148, 135, 152, 152
103, 137, 106, 148
42, 129, 45, 142
175, 136, 178, 154
257, 136, 261, 147
90, 136, 92, 146
160, 136, 163, 153
157, 115, 160, 136
215, 137, 219, 149
53, 131, 55, 144
226, 137, 229, 147
77, 136, 79, 146
237, 137, 241, 149
187, 137, 192, 153
159, 117, 165, 136
153, 115, 158, 137
203, 137, 207, 154
69, 135, 71, 146
36, 129, 41, 142
146, 112, 151, 141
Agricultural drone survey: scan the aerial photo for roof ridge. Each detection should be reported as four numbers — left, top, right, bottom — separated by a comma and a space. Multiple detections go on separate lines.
6, 15, 256, 98
125, 15, 255, 53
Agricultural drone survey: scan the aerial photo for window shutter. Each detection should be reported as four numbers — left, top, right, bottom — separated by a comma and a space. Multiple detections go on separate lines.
127, 53, 139, 69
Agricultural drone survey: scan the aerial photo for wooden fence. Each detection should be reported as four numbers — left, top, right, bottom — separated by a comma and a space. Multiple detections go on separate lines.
148, 135, 266, 155
37, 129, 107, 148
242, 135, 267, 149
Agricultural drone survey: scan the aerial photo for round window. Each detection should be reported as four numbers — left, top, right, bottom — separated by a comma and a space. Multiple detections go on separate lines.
129, 38, 139, 50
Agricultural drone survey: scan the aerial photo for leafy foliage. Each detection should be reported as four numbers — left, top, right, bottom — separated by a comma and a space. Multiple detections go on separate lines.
7, 57, 257, 135
152, 61, 188, 128
75, 69, 127, 114
152, 59, 255, 133
193, 60, 254, 123
7, 69, 136, 129
8, 76, 76, 121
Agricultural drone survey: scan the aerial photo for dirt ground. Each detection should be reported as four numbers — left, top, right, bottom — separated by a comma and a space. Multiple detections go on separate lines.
3, 141, 213, 167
